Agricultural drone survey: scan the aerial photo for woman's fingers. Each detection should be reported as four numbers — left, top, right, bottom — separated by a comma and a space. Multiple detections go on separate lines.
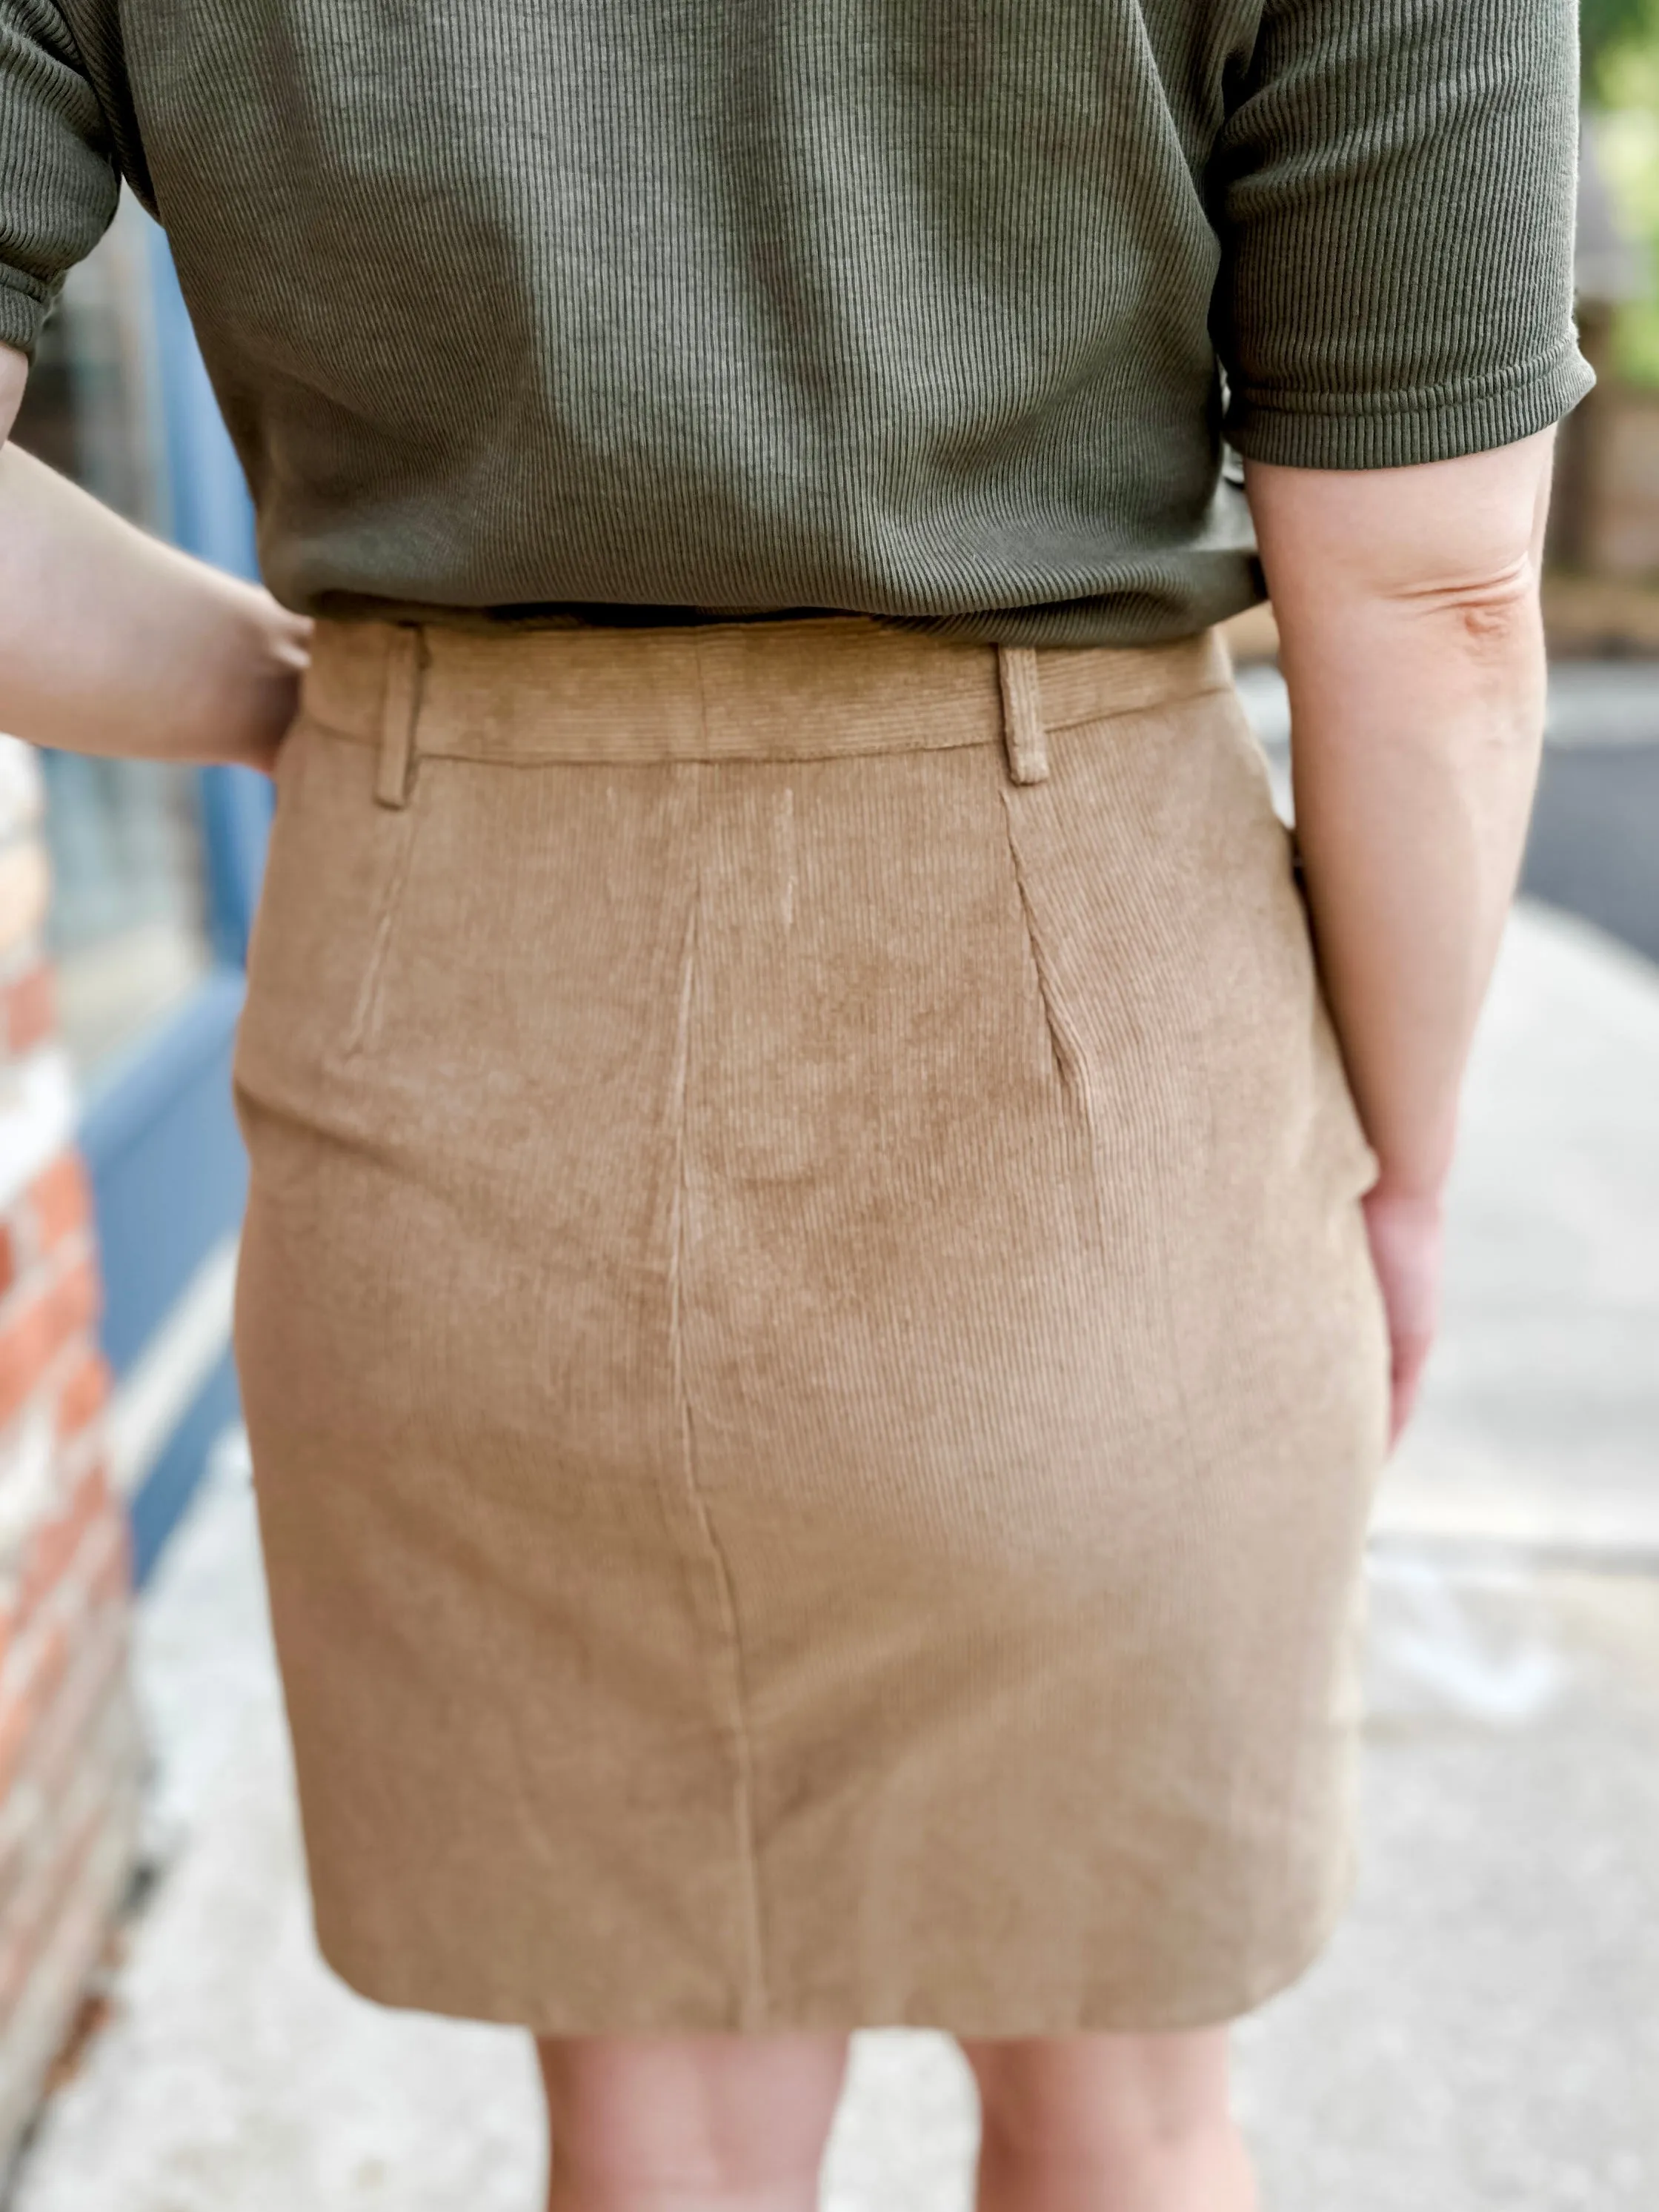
1361, 1184, 1446, 1449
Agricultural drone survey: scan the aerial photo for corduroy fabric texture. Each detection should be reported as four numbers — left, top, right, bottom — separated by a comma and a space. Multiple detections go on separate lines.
1, 1, 1591, 642
231, 617, 1391, 2034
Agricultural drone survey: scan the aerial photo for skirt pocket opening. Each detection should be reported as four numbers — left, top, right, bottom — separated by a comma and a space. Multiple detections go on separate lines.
336, 773, 425, 1066
998, 787, 1083, 1100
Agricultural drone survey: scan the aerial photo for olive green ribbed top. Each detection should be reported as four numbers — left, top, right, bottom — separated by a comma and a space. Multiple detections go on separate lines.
1, 0, 1592, 644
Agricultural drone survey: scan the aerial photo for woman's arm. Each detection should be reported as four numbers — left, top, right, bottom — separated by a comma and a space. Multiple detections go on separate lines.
0, 342, 309, 771
1246, 431, 1555, 1441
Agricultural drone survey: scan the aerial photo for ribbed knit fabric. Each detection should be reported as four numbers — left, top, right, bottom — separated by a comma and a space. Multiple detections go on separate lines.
0, 1, 1590, 643
231, 617, 1391, 2032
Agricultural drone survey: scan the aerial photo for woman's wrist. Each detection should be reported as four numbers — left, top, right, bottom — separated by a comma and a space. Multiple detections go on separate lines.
1350, 1109, 1458, 1216
1365, 1170, 1448, 1218
2, 441, 310, 770
180, 581, 312, 773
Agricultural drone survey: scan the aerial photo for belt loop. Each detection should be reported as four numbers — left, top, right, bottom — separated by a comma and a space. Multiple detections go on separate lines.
375, 625, 425, 809
997, 645, 1049, 786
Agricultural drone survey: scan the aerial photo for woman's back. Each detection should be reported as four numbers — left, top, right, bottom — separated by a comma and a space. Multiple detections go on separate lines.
2, 0, 1586, 628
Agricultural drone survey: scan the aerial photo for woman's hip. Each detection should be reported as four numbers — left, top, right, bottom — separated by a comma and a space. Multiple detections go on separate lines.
232, 611, 1387, 1523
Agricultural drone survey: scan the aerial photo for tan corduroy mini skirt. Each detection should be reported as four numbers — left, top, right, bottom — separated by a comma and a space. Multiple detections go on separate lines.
232, 613, 1389, 2036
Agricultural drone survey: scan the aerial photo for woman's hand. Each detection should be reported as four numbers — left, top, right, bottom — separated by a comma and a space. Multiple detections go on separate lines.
1361, 1182, 1446, 1447
1248, 431, 1555, 1448
0, 341, 310, 775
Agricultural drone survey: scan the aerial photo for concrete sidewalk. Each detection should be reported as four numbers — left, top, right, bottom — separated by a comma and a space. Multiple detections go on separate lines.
9, 897, 1659, 2212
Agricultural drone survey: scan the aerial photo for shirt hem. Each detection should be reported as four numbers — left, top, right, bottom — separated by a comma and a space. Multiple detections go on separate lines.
0, 270, 48, 361
1226, 342, 1596, 471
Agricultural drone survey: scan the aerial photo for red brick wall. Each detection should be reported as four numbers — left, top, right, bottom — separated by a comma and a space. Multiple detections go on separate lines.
0, 740, 140, 2164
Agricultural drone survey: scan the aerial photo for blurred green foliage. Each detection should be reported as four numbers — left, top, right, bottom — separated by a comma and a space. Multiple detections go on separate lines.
1583, 0, 1659, 100
1586, 2, 1659, 382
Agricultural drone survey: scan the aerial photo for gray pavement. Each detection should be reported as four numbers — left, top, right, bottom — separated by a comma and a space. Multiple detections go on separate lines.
7, 895, 1659, 2212
1240, 1557, 1659, 2212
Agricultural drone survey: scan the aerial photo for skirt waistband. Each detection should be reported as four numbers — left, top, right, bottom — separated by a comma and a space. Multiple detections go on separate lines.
300, 614, 1234, 808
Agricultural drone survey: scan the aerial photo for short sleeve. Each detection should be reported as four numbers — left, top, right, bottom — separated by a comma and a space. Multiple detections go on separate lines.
0, 0, 120, 358
1212, 0, 1595, 470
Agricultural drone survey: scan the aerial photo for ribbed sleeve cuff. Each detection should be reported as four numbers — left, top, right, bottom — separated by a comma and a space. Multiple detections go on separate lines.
0, 268, 49, 359
1226, 339, 1597, 471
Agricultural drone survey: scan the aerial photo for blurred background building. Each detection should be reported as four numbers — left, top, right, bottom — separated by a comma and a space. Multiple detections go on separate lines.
0, 202, 267, 2164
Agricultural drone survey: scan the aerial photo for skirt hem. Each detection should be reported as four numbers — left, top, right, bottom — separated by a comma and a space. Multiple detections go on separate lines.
310, 1860, 1358, 2040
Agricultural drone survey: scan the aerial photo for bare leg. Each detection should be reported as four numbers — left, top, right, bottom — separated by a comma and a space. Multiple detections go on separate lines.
961, 2032, 1257, 2212
537, 2033, 851, 2212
